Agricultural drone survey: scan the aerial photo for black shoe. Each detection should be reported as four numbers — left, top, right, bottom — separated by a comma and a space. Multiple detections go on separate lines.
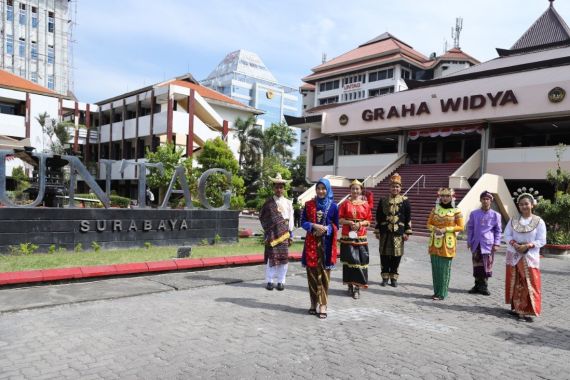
347, 284, 354, 296
479, 288, 491, 296
352, 287, 360, 299
266, 282, 274, 291
468, 286, 479, 294
380, 279, 388, 287
390, 279, 398, 288
523, 316, 534, 323
276, 283, 285, 291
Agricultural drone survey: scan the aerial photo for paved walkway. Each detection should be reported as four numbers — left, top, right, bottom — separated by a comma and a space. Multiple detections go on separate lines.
0, 235, 569, 379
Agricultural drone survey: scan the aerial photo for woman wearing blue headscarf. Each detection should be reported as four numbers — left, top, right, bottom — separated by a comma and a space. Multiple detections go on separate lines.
301, 178, 339, 319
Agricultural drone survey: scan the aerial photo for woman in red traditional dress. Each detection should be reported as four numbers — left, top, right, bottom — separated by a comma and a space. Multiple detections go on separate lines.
504, 193, 547, 322
301, 178, 339, 319
338, 179, 372, 299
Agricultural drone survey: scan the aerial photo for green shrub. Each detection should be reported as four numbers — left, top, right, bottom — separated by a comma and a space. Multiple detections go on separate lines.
48, 244, 56, 254
214, 234, 222, 244
9, 243, 39, 255
91, 241, 101, 252
110, 195, 131, 208
74, 243, 83, 252
144, 242, 152, 249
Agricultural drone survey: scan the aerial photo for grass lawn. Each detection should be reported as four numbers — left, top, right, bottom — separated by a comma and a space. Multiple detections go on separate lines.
0, 240, 305, 273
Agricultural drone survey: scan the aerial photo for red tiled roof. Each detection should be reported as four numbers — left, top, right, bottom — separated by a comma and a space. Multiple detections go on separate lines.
310, 37, 430, 73
300, 82, 315, 91
0, 69, 58, 96
303, 52, 432, 83
166, 80, 246, 107
438, 48, 480, 64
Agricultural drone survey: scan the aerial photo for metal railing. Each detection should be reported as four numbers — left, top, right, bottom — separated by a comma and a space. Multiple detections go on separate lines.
337, 194, 350, 206
403, 174, 426, 195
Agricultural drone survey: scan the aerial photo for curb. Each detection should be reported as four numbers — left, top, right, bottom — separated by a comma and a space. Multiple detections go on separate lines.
0, 252, 303, 287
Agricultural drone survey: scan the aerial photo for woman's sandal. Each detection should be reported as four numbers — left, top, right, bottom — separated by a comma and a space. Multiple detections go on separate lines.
318, 306, 327, 319
308, 308, 317, 315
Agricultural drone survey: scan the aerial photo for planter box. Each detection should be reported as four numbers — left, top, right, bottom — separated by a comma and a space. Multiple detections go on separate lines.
541, 244, 570, 257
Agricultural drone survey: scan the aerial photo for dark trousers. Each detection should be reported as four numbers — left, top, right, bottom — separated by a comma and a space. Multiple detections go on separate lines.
380, 255, 402, 280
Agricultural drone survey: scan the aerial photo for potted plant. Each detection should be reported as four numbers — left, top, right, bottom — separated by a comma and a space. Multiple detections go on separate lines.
535, 143, 570, 256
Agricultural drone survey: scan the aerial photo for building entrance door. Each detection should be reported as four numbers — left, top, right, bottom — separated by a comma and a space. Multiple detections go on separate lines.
406, 134, 480, 164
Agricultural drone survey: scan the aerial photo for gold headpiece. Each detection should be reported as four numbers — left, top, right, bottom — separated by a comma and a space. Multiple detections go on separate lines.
269, 173, 292, 185
390, 173, 402, 185
438, 187, 455, 196
350, 179, 363, 189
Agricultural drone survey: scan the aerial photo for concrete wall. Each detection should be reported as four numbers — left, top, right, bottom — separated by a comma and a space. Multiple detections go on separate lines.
337, 153, 398, 178
0, 208, 239, 252
487, 146, 570, 179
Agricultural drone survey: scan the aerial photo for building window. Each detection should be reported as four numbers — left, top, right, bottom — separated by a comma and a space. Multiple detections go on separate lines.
19, 3, 26, 25
31, 72, 37, 83
47, 46, 54, 64
0, 102, 17, 115
48, 12, 55, 33
18, 38, 25, 57
47, 75, 54, 90
6, 35, 14, 55
312, 144, 334, 166
6, 0, 14, 21
31, 41, 38, 60
318, 79, 339, 92
31, 7, 38, 28
318, 96, 338, 105
369, 68, 394, 82
341, 141, 359, 155
369, 86, 394, 97
401, 69, 411, 79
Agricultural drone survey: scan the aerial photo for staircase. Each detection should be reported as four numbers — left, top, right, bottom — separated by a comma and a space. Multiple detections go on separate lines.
332, 163, 468, 236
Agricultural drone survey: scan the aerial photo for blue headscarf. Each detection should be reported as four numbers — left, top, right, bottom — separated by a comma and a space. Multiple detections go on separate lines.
316, 178, 334, 210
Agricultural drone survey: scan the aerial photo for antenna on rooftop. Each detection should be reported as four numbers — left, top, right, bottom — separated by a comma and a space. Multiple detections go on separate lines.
451, 17, 463, 49
322, 53, 327, 64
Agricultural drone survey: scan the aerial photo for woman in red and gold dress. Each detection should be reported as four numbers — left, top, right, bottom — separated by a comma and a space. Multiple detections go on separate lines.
339, 179, 373, 299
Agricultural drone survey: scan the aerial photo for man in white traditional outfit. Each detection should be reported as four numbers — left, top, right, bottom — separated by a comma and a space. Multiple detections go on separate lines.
259, 173, 294, 291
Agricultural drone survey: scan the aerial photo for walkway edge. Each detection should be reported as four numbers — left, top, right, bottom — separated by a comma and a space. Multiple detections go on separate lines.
0, 252, 303, 286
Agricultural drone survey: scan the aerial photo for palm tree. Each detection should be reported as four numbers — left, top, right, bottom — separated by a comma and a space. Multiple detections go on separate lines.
235, 116, 263, 168
262, 122, 298, 161
35, 112, 50, 152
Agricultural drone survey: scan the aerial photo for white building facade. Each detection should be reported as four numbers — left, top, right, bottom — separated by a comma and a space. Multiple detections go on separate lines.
0, 0, 71, 95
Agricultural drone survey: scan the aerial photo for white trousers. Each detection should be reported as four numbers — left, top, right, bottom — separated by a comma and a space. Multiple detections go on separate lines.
265, 261, 288, 284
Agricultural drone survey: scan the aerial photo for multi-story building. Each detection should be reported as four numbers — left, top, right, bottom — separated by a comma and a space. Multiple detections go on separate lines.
93, 73, 262, 197
296, 33, 479, 155
288, 2, 570, 232
0, 69, 262, 199
201, 49, 300, 130
0, 0, 70, 95
0, 67, 92, 179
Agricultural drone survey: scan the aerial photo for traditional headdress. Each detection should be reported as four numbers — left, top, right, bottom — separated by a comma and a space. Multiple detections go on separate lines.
437, 187, 456, 207
350, 178, 363, 189
512, 187, 540, 205
390, 173, 402, 185
269, 173, 292, 185
480, 190, 494, 200
437, 187, 455, 196
516, 193, 537, 206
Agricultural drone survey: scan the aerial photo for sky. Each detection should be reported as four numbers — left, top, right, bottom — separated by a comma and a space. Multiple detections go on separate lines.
72, 0, 570, 103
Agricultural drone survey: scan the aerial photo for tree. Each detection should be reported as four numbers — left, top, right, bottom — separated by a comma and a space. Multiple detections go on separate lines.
35, 112, 50, 153
235, 116, 263, 168
196, 137, 245, 210
145, 143, 194, 203
262, 122, 297, 161
290, 154, 308, 188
